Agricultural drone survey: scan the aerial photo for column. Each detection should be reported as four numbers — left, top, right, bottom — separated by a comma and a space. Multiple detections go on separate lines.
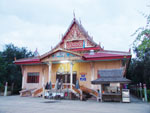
21, 66, 25, 89
99, 84, 102, 102
91, 62, 95, 89
4, 82, 8, 96
22, 76, 25, 89
101, 84, 103, 102
70, 62, 73, 90
42, 76, 45, 98
48, 61, 52, 83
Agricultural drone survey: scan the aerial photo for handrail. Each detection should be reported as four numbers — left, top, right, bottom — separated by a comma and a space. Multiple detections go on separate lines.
32, 88, 43, 97
80, 86, 98, 97
72, 85, 81, 94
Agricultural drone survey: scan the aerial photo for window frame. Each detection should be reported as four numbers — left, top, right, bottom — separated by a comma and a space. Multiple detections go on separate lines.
27, 72, 40, 83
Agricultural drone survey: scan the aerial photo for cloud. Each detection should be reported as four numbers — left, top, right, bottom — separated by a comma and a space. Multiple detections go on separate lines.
0, 0, 149, 56
0, 14, 66, 54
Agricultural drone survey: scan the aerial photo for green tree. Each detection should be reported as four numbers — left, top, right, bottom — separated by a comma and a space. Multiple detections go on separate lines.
0, 44, 33, 93
133, 14, 150, 58
127, 10, 150, 88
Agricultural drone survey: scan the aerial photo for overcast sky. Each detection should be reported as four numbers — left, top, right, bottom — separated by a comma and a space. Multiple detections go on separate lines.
0, 0, 150, 56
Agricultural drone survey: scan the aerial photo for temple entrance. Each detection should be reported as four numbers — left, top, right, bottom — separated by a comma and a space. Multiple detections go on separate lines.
56, 71, 77, 84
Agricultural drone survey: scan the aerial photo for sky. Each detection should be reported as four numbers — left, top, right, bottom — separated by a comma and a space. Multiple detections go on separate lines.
0, 0, 150, 56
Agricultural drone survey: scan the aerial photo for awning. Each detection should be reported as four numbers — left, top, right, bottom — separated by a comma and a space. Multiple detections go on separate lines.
91, 68, 131, 84
91, 77, 131, 84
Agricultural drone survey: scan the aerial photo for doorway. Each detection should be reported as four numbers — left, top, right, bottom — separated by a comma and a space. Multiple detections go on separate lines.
56, 71, 77, 84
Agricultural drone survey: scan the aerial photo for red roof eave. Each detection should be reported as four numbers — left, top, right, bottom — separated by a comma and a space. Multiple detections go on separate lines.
71, 46, 101, 51
83, 55, 131, 61
14, 59, 41, 65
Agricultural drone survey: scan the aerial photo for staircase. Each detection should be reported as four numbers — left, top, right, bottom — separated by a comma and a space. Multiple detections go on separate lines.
32, 87, 43, 97
71, 85, 98, 100
19, 85, 98, 100
80, 85, 98, 100
20, 88, 36, 97
20, 88, 43, 97
72, 85, 81, 98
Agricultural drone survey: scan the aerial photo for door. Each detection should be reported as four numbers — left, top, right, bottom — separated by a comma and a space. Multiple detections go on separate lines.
56, 72, 77, 84
56, 74, 63, 82
56, 73, 69, 83
73, 73, 77, 84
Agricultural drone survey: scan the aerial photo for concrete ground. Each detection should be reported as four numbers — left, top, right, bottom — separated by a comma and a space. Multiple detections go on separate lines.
0, 96, 149, 113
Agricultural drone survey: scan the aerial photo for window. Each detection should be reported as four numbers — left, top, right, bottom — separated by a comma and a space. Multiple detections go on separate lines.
103, 83, 120, 94
27, 72, 39, 83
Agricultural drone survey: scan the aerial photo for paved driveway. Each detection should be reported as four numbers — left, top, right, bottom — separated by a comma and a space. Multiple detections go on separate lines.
0, 96, 149, 113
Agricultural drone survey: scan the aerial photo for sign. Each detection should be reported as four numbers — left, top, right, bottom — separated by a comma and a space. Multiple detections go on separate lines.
80, 77, 86, 81
66, 40, 83, 49
80, 73, 86, 81
52, 52, 75, 58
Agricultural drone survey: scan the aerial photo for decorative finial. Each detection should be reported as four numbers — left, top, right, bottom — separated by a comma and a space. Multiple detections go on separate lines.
99, 42, 101, 46
34, 48, 39, 56
73, 10, 76, 20
129, 48, 131, 53
79, 17, 81, 25
103, 46, 104, 50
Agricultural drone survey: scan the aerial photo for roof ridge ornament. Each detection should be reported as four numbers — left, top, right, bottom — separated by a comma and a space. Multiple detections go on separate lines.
34, 48, 40, 56
73, 10, 76, 20
79, 17, 81, 25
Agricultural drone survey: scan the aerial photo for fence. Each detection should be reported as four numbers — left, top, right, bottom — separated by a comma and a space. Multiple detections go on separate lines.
130, 83, 150, 102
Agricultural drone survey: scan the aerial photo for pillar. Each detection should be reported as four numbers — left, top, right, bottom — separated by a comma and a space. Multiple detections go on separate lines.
48, 62, 52, 83
144, 84, 148, 102
139, 83, 142, 99
4, 82, 8, 96
91, 62, 95, 89
22, 75, 25, 89
70, 62, 73, 90
99, 84, 103, 102
42, 76, 45, 98
21, 66, 25, 89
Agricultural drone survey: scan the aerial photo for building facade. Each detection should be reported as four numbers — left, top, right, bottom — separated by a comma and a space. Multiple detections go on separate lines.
15, 18, 131, 101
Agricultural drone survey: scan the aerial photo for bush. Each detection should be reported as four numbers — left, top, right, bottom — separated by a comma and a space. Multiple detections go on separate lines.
11, 88, 21, 95
0, 82, 4, 92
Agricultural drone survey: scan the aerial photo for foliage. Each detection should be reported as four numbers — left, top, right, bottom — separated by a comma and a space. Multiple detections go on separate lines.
0, 44, 33, 94
127, 49, 150, 89
133, 14, 150, 59
127, 10, 150, 89
0, 82, 4, 92
147, 89, 150, 101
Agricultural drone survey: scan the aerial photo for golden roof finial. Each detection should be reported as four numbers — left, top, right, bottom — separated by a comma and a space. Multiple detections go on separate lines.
73, 10, 76, 20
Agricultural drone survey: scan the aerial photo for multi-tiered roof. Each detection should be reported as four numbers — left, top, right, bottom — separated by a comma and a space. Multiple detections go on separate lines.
15, 18, 131, 65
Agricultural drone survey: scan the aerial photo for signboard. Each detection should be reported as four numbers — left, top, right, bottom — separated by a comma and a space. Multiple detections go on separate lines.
52, 52, 75, 58
66, 40, 83, 49
80, 73, 87, 81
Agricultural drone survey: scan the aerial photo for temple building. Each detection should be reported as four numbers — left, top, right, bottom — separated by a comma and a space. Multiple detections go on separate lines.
14, 17, 131, 102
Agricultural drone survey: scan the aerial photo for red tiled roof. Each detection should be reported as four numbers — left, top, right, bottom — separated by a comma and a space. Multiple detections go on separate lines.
14, 50, 131, 64
14, 57, 41, 64
83, 51, 131, 61
53, 18, 99, 50
40, 48, 82, 60
71, 46, 102, 51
